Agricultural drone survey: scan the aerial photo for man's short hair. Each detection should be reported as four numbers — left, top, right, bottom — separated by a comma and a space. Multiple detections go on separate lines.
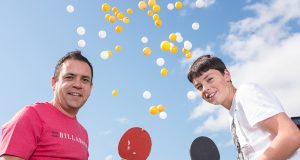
54, 50, 93, 82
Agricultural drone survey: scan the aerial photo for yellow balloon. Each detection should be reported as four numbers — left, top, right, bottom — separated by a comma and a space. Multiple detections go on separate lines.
152, 4, 160, 12
115, 25, 122, 33
185, 52, 192, 59
154, 19, 162, 27
112, 90, 118, 96
143, 47, 152, 56
170, 45, 178, 54
175, 1, 183, 9
107, 50, 112, 58
115, 45, 121, 52
138, 1, 147, 10
160, 41, 170, 51
117, 12, 125, 20
109, 16, 116, 23
169, 33, 177, 41
157, 104, 165, 112
105, 14, 111, 20
112, 7, 118, 13
152, 14, 159, 20
122, 17, 130, 24
114, 11, 119, 16
182, 48, 189, 54
149, 106, 159, 115
127, 8, 133, 14
147, 10, 153, 16
148, 0, 156, 7
101, 3, 110, 12
160, 68, 168, 76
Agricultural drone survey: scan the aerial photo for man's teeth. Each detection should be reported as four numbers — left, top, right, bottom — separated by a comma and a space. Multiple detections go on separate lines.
70, 92, 80, 96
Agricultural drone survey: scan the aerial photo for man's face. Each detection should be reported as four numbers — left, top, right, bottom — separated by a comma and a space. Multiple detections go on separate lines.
192, 69, 231, 106
52, 59, 92, 116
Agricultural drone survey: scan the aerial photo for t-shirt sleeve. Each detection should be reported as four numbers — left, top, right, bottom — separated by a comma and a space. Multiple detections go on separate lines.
238, 83, 284, 127
1, 106, 43, 159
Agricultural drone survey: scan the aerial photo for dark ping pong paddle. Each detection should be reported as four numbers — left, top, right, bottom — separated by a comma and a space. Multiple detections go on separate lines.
190, 136, 220, 160
118, 127, 152, 160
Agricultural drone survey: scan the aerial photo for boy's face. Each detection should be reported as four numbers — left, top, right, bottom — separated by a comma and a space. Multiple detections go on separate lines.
192, 69, 231, 106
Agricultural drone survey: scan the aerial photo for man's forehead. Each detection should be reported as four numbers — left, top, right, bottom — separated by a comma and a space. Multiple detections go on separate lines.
60, 60, 91, 77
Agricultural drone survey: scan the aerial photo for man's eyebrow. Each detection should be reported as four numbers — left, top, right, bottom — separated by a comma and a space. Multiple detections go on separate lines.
82, 75, 91, 79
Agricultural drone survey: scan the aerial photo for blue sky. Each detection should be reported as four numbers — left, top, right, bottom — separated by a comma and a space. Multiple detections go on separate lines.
1, 0, 300, 159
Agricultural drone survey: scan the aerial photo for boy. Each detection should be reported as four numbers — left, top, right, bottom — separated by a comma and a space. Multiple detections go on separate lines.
187, 54, 300, 159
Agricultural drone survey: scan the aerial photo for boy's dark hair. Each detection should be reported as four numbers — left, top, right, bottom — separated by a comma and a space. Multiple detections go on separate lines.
187, 54, 227, 83
54, 50, 93, 82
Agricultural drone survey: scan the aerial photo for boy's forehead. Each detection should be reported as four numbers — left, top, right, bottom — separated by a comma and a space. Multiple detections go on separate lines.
193, 69, 216, 83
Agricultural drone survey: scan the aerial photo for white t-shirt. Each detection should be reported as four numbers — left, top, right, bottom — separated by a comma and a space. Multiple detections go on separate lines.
229, 83, 300, 160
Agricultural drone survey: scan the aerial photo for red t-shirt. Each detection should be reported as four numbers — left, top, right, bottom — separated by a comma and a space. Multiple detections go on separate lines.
0, 102, 89, 160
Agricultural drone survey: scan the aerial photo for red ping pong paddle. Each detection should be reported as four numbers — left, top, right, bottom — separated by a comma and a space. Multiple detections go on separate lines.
118, 127, 152, 160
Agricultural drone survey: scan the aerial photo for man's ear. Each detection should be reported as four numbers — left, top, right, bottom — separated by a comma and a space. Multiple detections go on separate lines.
224, 69, 232, 82
51, 76, 56, 91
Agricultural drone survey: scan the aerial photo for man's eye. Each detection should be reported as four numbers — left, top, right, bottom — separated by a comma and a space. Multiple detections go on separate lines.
82, 78, 90, 83
65, 76, 73, 80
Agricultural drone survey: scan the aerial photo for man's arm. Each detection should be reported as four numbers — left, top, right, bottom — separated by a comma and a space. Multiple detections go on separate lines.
0, 155, 24, 160
258, 112, 300, 160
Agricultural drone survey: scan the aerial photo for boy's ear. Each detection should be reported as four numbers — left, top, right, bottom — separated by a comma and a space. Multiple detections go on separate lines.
224, 69, 232, 82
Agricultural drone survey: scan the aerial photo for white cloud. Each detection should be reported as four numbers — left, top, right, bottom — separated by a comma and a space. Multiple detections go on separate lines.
116, 117, 130, 124
104, 155, 114, 160
195, 108, 229, 134
189, 101, 217, 119
223, 0, 300, 117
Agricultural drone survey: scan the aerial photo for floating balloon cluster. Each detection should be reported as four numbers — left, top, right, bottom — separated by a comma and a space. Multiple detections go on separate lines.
149, 104, 167, 119
138, 0, 164, 27
65, 0, 206, 120
101, 3, 132, 33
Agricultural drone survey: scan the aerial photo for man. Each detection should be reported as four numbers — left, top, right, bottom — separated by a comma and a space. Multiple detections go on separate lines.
187, 54, 300, 159
0, 51, 93, 160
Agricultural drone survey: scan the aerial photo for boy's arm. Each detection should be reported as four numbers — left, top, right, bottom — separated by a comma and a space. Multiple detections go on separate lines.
258, 112, 300, 160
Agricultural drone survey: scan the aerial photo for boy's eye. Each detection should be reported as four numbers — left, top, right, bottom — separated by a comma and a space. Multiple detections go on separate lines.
196, 85, 203, 91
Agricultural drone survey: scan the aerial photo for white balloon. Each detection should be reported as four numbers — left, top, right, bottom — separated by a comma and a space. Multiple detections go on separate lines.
156, 58, 165, 66
100, 51, 109, 60
192, 22, 200, 30
143, 91, 151, 99
76, 26, 86, 36
187, 91, 197, 100
184, 40, 192, 50
66, 5, 75, 13
159, 112, 167, 119
78, 39, 86, 48
176, 35, 183, 43
167, 3, 174, 10
141, 36, 148, 44
98, 30, 107, 39
196, 0, 205, 8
